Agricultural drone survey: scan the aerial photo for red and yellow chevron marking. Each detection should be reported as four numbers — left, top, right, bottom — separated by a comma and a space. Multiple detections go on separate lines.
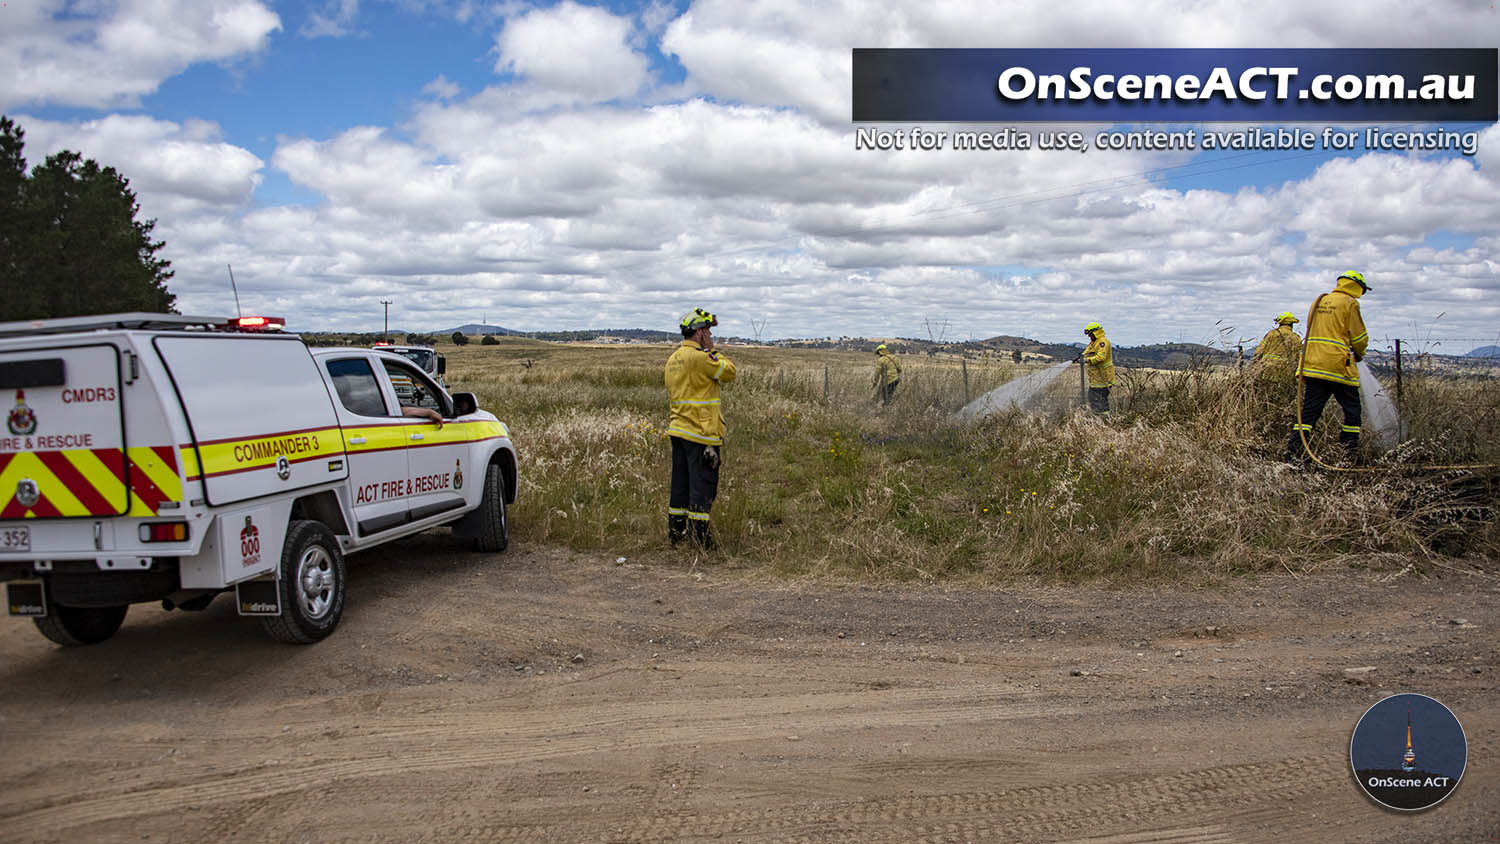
122, 446, 184, 516
0, 447, 182, 519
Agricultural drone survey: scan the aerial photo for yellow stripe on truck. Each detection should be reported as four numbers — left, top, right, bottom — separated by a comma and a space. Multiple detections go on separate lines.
340, 425, 408, 453
189, 427, 345, 478
339, 420, 510, 452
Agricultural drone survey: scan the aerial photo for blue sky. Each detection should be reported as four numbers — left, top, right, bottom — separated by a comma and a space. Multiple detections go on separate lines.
1, 1, 1497, 347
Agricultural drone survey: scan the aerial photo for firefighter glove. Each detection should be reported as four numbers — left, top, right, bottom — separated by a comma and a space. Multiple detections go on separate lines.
703, 446, 720, 470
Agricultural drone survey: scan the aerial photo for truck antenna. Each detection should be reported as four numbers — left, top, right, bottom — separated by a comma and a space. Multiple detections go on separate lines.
227, 264, 243, 318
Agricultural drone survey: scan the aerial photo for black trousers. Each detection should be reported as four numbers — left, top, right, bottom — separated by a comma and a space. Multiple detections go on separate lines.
669, 437, 720, 541
1287, 377, 1362, 458
880, 378, 899, 405
1087, 386, 1111, 414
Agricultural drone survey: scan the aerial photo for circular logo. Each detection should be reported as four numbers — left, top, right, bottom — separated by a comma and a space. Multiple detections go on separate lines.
1351, 692, 1466, 811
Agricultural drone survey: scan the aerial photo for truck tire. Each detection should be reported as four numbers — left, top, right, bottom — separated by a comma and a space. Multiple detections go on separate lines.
261, 520, 346, 644
475, 462, 509, 553
34, 603, 128, 646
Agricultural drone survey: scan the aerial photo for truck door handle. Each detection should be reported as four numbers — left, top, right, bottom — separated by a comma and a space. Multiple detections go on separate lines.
410, 433, 424, 441
349, 436, 367, 445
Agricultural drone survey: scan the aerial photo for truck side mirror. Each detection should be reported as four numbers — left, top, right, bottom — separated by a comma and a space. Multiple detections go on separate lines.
437, 355, 446, 375
452, 392, 477, 416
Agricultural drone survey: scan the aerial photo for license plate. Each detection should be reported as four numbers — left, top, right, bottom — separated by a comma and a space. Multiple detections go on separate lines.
0, 526, 29, 552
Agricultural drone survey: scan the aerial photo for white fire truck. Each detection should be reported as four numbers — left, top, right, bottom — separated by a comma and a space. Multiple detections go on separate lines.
0, 314, 517, 645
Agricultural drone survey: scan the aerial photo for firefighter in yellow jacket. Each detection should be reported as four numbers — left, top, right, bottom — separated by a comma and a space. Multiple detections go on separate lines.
873, 344, 901, 405
666, 308, 737, 548
1081, 322, 1114, 415
1286, 271, 1369, 461
1253, 312, 1302, 380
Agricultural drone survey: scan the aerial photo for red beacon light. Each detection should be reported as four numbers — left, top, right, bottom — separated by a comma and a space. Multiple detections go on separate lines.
227, 316, 286, 332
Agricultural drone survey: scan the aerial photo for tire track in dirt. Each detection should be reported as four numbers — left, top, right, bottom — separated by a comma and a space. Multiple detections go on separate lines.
3, 547, 1495, 843
457, 755, 1343, 843
0, 684, 1086, 838
11, 689, 1493, 840
2, 749, 1348, 844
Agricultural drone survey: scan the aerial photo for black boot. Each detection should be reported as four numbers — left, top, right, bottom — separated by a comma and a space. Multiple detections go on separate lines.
668, 515, 688, 545
1285, 427, 1311, 465
691, 519, 716, 551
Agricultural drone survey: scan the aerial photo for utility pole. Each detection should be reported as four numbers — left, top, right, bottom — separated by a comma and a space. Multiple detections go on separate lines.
380, 299, 393, 340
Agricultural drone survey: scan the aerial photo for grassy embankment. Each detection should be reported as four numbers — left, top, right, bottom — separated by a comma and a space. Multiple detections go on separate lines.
439, 337, 1498, 584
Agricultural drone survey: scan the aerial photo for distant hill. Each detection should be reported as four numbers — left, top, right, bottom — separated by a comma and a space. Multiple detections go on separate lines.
296, 326, 1240, 368
447, 323, 517, 335
526, 328, 680, 342
1466, 345, 1500, 359
973, 335, 1233, 368
1114, 343, 1236, 368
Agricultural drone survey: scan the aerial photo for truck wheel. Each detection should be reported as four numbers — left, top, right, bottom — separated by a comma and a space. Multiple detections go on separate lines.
475, 462, 509, 553
34, 603, 128, 646
261, 520, 346, 644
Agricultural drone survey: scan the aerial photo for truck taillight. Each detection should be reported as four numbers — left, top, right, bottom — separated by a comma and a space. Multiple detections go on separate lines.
139, 522, 189, 543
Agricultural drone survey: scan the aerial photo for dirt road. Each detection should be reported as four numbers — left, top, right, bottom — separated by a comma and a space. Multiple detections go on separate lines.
1, 538, 1495, 843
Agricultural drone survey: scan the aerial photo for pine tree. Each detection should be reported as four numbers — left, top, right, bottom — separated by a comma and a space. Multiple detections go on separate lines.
0, 116, 175, 321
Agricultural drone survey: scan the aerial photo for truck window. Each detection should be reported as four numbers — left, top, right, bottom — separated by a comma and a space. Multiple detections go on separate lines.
397, 348, 434, 371
326, 357, 388, 417
381, 359, 446, 414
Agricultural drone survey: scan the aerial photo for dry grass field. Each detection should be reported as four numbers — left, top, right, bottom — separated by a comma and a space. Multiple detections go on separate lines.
3, 336, 1496, 844
435, 335, 1498, 584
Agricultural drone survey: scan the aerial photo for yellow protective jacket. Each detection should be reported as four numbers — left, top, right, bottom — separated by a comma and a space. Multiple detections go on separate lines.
1253, 325, 1301, 379
1297, 277, 1368, 386
874, 350, 901, 386
665, 340, 737, 446
1083, 330, 1114, 388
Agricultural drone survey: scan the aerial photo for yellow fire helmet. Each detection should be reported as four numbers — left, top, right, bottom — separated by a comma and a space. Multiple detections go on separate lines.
875, 343, 887, 353
1084, 321, 1102, 333
1338, 270, 1370, 291
680, 308, 718, 330
1275, 311, 1300, 324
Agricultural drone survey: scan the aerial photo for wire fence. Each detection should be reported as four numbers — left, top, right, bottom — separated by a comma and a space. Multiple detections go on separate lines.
745, 339, 1499, 463
1362, 339, 1500, 459
1215, 336, 1499, 461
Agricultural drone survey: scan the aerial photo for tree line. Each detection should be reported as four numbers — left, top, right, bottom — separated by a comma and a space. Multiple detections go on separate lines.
1, 116, 176, 322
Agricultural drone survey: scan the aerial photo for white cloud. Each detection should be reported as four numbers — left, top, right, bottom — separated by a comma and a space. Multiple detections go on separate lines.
0, 0, 282, 110
16, 114, 265, 212
300, 0, 362, 38
8, 0, 1500, 345
662, 0, 1500, 128
422, 75, 462, 100
494, 1, 649, 105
